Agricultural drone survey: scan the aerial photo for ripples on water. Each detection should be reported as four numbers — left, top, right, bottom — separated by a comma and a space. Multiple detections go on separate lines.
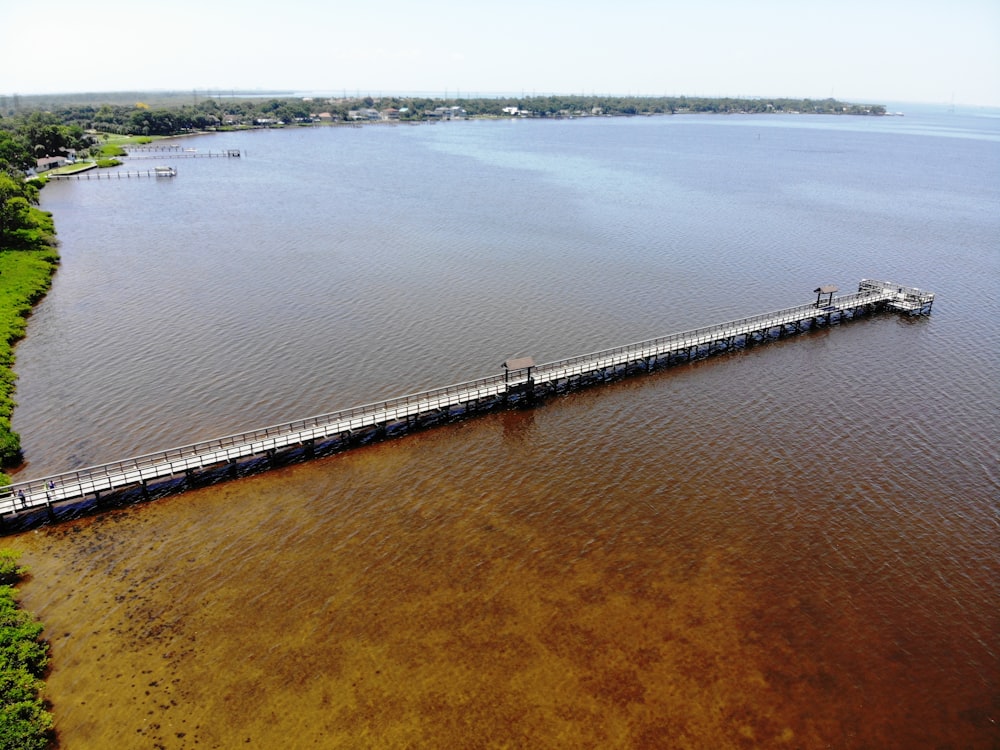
10, 110, 1000, 747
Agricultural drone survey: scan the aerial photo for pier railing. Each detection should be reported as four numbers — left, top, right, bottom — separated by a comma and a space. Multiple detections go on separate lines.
0, 279, 932, 519
530, 286, 896, 383
859, 279, 935, 312
124, 150, 241, 159
0, 371, 520, 516
47, 167, 177, 180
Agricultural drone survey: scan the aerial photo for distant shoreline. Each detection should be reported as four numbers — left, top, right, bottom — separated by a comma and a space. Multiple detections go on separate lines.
4, 93, 887, 139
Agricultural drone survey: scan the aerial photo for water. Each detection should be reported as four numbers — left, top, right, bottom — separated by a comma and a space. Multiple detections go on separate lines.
8, 109, 999, 748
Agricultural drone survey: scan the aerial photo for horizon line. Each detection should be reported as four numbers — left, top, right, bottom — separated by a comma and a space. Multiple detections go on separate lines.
6, 89, 996, 109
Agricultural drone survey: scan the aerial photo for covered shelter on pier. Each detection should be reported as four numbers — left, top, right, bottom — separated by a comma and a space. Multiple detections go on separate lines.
814, 285, 838, 308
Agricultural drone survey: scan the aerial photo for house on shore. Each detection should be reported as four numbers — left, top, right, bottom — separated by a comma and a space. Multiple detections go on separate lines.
427, 106, 467, 120
36, 156, 67, 172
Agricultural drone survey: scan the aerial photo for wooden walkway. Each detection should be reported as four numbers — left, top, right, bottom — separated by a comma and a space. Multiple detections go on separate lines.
122, 145, 182, 152
124, 150, 241, 159
47, 167, 177, 180
0, 279, 933, 523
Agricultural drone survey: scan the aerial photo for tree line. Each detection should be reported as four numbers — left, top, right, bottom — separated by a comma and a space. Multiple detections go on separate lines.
2, 93, 886, 139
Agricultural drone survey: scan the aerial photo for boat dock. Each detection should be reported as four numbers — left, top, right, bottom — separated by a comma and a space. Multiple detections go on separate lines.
48, 167, 177, 180
122, 144, 182, 152
124, 149, 241, 159
0, 279, 933, 527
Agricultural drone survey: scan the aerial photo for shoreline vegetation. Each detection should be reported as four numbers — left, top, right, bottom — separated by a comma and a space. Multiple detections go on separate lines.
0, 549, 52, 750
4, 92, 887, 139
0, 166, 58, 481
0, 244, 58, 470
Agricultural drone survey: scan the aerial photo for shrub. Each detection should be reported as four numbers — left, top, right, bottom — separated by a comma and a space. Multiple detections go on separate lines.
0, 552, 23, 586
0, 552, 52, 749
0, 697, 53, 750
0, 425, 21, 469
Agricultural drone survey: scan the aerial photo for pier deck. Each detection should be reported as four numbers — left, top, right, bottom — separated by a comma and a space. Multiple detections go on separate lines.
47, 167, 177, 180
1, 279, 933, 522
124, 149, 241, 159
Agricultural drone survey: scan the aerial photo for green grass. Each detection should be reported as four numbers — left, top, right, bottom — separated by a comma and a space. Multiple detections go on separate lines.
97, 134, 154, 148
95, 134, 160, 157
0, 207, 60, 475
45, 163, 96, 176
97, 144, 126, 157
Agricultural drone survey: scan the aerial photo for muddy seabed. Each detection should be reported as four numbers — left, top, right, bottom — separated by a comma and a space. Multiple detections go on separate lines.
10, 399, 993, 749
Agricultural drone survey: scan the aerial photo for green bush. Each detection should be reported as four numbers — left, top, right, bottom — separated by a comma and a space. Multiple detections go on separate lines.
0, 590, 47, 674
0, 430, 19, 469
0, 694, 53, 750
0, 553, 52, 750
0, 552, 24, 586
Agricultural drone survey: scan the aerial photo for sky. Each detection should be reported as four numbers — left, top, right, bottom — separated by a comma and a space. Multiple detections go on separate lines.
2, 0, 998, 107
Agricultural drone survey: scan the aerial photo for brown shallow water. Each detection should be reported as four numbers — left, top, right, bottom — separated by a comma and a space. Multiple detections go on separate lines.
10, 352, 998, 749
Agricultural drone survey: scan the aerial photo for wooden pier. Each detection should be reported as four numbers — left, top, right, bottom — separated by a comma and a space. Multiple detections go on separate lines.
122, 144, 182, 152
124, 149, 241, 159
47, 167, 177, 180
0, 279, 933, 526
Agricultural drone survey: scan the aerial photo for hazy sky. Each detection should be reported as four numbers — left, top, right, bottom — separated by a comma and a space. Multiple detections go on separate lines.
3, 0, 998, 106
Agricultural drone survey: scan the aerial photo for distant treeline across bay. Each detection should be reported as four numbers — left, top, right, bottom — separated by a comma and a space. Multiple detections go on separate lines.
1, 91, 886, 137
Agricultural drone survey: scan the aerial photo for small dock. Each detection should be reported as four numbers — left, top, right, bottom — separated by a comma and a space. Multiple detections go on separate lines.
122, 144, 182, 152
0, 279, 933, 527
124, 149, 241, 159
47, 167, 177, 180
